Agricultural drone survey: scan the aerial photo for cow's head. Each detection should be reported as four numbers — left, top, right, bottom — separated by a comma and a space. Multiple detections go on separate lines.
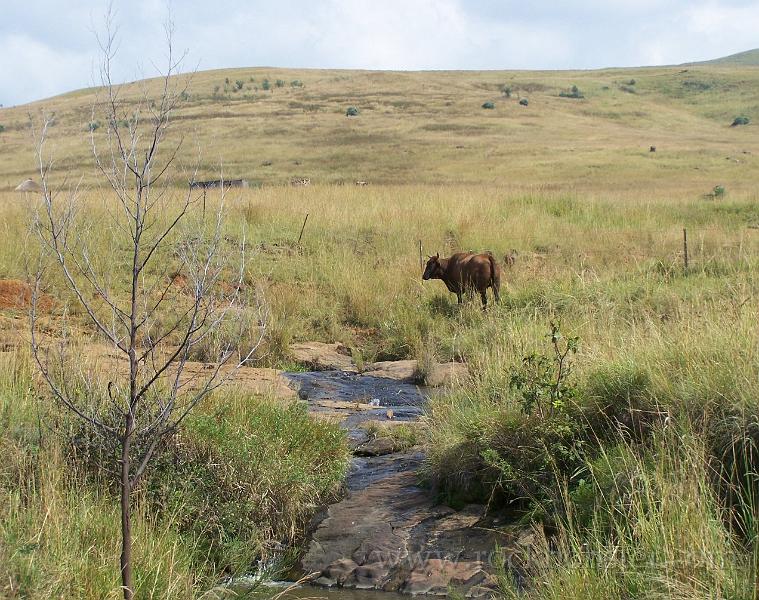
422, 253, 443, 280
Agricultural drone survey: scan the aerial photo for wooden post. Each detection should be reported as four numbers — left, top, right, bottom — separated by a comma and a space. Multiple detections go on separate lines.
419, 240, 423, 271
297, 213, 309, 245
683, 228, 689, 270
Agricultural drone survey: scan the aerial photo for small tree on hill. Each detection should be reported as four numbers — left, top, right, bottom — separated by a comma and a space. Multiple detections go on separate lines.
28, 11, 266, 600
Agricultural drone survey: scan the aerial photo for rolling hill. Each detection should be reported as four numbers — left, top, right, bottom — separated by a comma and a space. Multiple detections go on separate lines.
0, 61, 757, 194
688, 48, 759, 66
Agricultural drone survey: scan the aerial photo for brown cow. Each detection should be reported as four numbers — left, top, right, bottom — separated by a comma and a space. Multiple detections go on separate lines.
422, 252, 501, 308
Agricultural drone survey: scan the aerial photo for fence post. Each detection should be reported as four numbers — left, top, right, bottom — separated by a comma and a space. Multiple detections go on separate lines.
297, 213, 309, 245
683, 228, 689, 270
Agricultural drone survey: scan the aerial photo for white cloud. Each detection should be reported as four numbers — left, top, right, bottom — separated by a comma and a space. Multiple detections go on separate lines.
0, 33, 92, 106
0, 0, 757, 106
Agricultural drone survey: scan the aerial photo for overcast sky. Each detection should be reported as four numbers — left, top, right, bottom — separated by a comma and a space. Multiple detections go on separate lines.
1, 0, 758, 106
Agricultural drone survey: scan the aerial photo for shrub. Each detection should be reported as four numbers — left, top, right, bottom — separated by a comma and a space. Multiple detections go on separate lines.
346, 106, 360, 116
235, 80, 244, 91
275, 79, 285, 88
0, 124, 4, 133
86, 121, 101, 132
261, 79, 271, 91
731, 116, 750, 127
627, 79, 636, 85
147, 395, 349, 571
482, 101, 495, 109
501, 85, 512, 98
559, 85, 584, 99
683, 80, 712, 91
66, 391, 349, 574
290, 79, 303, 87
509, 322, 579, 418
519, 98, 529, 106
713, 184, 726, 198
224, 77, 230, 85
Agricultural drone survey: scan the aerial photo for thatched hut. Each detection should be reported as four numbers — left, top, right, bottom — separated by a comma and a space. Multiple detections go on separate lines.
14, 178, 42, 193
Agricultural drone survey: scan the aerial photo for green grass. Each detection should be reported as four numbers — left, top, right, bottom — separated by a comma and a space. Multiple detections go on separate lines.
0, 349, 349, 598
2, 61, 759, 598
496, 431, 758, 600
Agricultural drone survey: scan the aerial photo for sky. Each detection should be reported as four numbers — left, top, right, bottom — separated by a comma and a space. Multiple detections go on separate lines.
0, 0, 758, 106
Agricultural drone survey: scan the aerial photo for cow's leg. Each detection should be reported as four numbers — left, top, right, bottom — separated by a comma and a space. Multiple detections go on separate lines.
480, 290, 487, 310
492, 281, 501, 303
456, 292, 463, 304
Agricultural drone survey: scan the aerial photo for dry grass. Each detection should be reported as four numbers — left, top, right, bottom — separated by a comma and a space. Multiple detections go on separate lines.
0, 65, 757, 192
1, 64, 759, 598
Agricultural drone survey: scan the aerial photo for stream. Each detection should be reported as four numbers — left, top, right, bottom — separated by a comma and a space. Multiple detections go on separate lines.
208, 360, 514, 599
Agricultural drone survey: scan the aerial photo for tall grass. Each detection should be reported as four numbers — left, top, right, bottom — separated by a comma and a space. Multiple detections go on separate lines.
498, 431, 758, 600
0, 348, 349, 598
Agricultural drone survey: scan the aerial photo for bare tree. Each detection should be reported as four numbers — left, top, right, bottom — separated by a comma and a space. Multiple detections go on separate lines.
28, 12, 266, 600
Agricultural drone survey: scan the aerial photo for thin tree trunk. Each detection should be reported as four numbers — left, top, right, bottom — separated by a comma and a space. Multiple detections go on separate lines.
120, 414, 134, 600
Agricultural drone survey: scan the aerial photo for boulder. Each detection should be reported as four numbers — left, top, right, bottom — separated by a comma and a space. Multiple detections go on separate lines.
289, 342, 357, 371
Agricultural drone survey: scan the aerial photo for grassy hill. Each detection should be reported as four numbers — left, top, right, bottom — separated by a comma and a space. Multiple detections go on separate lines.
0, 63, 757, 194
688, 48, 759, 66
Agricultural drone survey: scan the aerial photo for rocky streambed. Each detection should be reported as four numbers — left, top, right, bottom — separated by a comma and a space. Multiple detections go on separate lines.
283, 343, 522, 598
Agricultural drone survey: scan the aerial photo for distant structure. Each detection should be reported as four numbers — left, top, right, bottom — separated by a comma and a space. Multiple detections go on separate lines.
189, 179, 249, 190
14, 178, 42, 193
291, 178, 311, 187
355, 180, 368, 186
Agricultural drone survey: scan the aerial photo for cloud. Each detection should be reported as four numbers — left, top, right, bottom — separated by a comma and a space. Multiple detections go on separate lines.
0, 0, 757, 106
0, 33, 92, 106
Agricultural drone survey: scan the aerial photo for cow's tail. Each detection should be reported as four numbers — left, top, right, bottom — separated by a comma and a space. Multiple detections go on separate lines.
486, 251, 501, 302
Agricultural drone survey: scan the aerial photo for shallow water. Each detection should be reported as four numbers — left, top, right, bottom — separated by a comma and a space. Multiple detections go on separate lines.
267, 583, 411, 600
285, 370, 426, 407
212, 580, 413, 600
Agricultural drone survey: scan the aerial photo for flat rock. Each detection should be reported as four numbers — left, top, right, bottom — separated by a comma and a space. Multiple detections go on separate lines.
425, 361, 469, 387
176, 363, 297, 399
354, 437, 396, 457
300, 452, 508, 597
364, 359, 468, 387
290, 341, 357, 371
364, 359, 418, 381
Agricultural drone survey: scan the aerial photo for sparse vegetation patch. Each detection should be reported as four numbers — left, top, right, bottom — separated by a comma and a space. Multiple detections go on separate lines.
559, 84, 584, 99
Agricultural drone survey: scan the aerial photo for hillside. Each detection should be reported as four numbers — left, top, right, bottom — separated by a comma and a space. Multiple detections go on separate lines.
0, 63, 757, 193
688, 48, 759, 66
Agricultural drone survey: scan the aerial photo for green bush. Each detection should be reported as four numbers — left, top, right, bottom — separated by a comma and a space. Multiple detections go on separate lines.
146, 395, 348, 571
346, 106, 360, 116
501, 86, 512, 98
67, 391, 349, 575
519, 98, 529, 106
86, 121, 101, 132
0, 124, 5, 133
261, 79, 271, 91
482, 101, 495, 109
290, 80, 303, 87
275, 79, 285, 88
559, 85, 584, 99
731, 116, 750, 126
